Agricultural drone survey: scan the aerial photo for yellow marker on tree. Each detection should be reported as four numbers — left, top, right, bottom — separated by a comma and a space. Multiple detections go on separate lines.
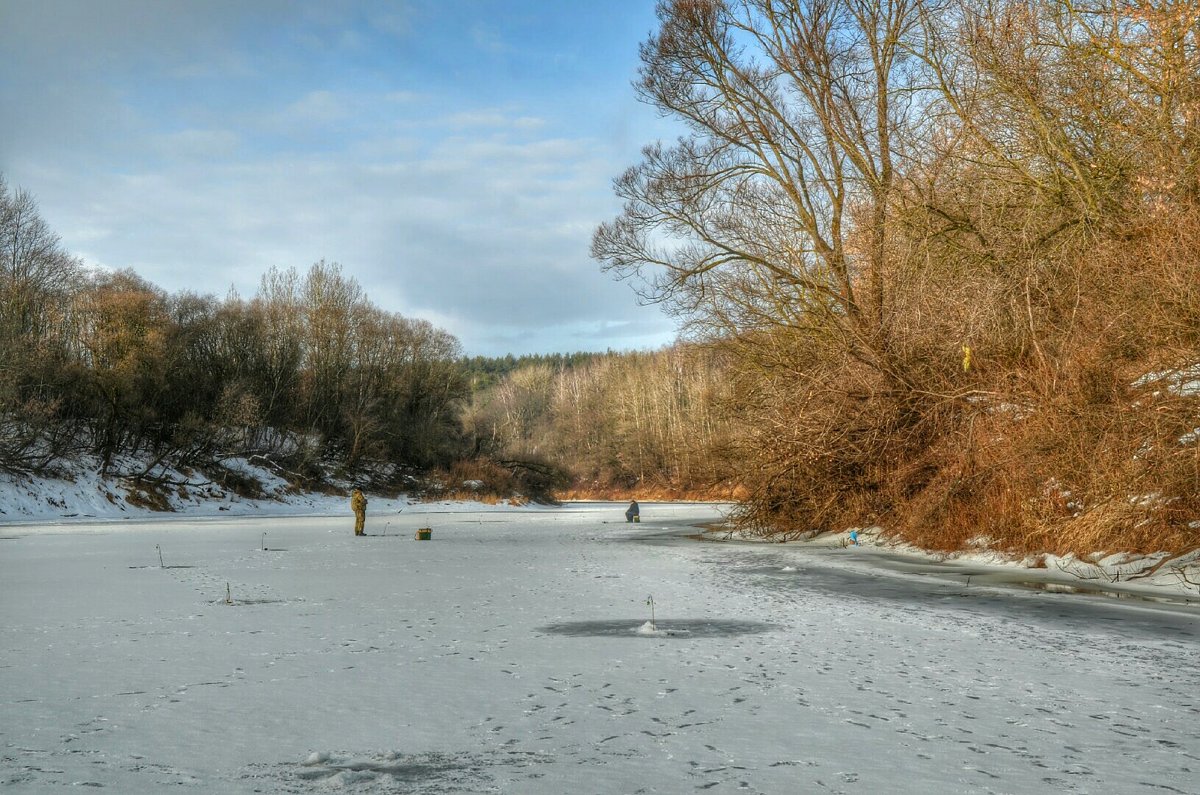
962, 345, 972, 372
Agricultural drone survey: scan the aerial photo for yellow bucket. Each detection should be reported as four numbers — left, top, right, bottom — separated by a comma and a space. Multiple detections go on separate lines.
415, 528, 432, 540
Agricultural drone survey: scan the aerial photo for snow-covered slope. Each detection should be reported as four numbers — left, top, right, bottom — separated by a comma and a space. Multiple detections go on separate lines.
0, 456, 527, 527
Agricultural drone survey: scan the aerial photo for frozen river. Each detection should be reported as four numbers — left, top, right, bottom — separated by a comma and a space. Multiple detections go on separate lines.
2, 502, 1199, 793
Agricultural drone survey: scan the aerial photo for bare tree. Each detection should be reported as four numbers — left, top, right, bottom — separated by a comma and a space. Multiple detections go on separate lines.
71, 270, 171, 471
594, 0, 924, 383
0, 176, 85, 474
0, 176, 82, 343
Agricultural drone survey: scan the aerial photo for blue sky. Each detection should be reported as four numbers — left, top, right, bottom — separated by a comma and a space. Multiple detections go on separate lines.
0, 0, 679, 356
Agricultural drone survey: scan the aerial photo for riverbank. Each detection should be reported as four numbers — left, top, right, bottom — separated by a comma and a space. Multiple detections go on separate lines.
690, 522, 1200, 608
6, 459, 1198, 607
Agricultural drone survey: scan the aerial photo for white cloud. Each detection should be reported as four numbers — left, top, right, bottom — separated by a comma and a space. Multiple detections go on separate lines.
469, 22, 512, 55
280, 90, 348, 126
0, 2, 680, 357
11, 107, 674, 356
384, 90, 423, 104
513, 116, 546, 130
442, 110, 513, 129
152, 129, 241, 159
364, 7, 415, 38
438, 109, 553, 131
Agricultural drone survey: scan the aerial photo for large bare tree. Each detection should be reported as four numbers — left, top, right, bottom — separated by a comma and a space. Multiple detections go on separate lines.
594, 0, 923, 382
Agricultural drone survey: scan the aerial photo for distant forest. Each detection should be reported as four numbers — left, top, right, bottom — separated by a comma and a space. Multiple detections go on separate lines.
460, 352, 604, 391
0, 175, 736, 504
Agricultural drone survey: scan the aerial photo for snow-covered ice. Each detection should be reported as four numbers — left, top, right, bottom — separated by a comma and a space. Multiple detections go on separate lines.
3, 502, 1200, 793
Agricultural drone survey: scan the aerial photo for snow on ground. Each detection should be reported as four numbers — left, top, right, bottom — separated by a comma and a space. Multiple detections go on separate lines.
5, 456, 1198, 597
0, 456, 343, 525
0, 457, 528, 530
782, 525, 1200, 604
3, 497, 1200, 793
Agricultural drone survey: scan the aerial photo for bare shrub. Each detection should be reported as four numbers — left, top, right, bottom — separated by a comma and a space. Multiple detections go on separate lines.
885, 204, 1200, 555
205, 463, 266, 500
123, 482, 173, 512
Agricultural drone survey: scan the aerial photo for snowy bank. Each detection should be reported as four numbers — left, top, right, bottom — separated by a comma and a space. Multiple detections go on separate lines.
7, 457, 1199, 605
708, 522, 1200, 605
0, 456, 536, 530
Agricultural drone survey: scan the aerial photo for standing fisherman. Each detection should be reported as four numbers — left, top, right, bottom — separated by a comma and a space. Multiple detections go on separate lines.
351, 487, 368, 536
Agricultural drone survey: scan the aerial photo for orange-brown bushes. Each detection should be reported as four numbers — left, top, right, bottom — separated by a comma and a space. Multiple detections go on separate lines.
422, 455, 570, 504
422, 458, 519, 502
725, 205, 1200, 556
884, 209, 1200, 555
723, 333, 944, 540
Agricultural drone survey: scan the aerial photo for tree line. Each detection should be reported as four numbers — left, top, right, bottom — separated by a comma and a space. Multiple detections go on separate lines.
462, 346, 737, 497
0, 175, 736, 502
0, 177, 466, 487
460, 351, 605, 391
593, 0, 1200, 554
